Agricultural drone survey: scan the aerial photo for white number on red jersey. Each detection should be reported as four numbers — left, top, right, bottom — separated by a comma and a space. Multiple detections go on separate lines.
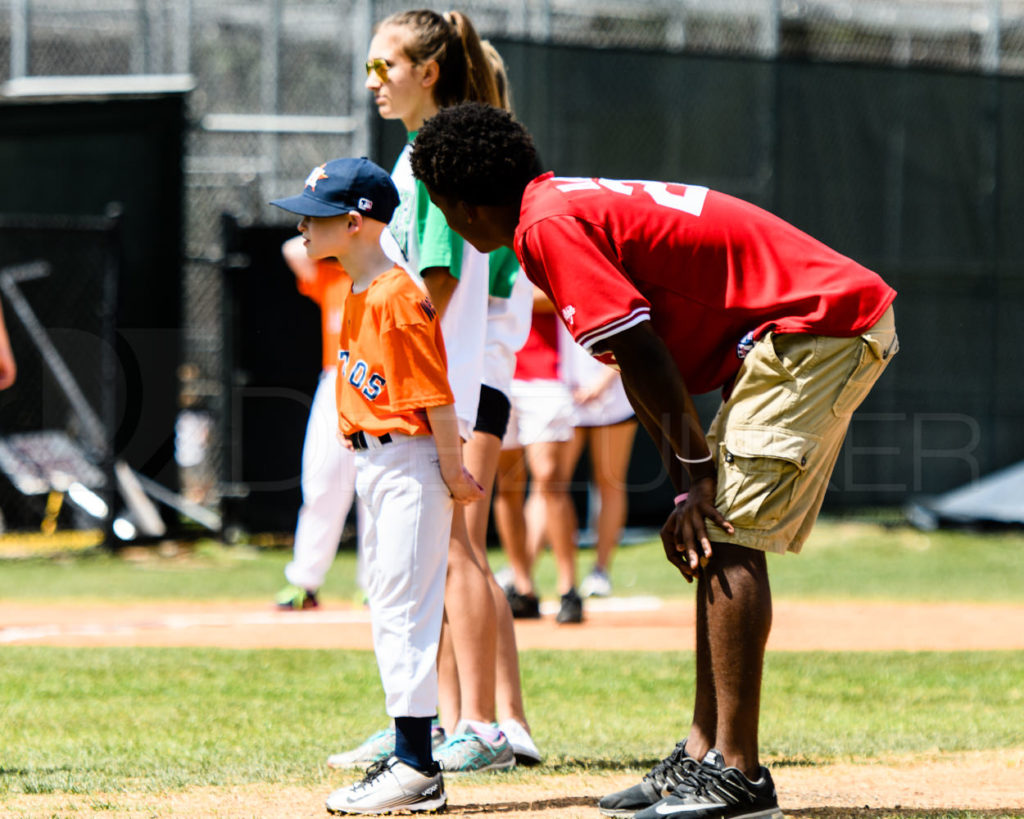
553, 177, 708, 217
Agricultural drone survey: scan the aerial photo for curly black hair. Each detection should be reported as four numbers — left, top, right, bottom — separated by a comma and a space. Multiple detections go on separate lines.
411, 102, 543, 207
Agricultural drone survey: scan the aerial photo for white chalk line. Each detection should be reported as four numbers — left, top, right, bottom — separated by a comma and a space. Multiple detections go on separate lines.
0, 596, 663, 644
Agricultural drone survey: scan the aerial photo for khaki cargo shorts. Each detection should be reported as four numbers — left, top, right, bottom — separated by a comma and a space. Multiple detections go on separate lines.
704, 305, 898, 554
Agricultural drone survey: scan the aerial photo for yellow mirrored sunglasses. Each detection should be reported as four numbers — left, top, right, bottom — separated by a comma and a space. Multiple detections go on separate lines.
365, 58, 392, 82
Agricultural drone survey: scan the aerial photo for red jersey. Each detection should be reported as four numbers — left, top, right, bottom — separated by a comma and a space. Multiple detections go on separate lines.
335, 266, 454, 438
514, 172, 897, 395
296, 258, 349, 371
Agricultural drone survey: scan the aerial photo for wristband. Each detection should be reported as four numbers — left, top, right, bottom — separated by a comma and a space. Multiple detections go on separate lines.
674, 493, 688, 505
676, 452, 713, 464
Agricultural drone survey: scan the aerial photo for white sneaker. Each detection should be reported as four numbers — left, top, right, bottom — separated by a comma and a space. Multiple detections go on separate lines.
493, 566, 515, 593
328, 725, 446, 769
498, 719, 542, 766
325, 755, 446, 815
580, 567, 612, 598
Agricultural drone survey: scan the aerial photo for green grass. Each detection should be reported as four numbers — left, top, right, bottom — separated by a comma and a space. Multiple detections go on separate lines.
601, 520, 1024, 603
1, 519, 1023, 604
0, 646, 1021, 795
1, 518, 1022, 816
766, 521, 1024, 602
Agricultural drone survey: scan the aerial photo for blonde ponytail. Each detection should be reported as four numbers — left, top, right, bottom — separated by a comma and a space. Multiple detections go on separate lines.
480, 39, 512, 112
445, 11, 502, 108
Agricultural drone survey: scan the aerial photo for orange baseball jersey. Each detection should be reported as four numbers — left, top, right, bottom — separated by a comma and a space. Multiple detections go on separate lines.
296, 258, 350, 371
335, 266, 454, 438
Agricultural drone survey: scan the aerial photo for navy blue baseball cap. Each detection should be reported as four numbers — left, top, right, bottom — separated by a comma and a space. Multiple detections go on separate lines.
270, 157, 399, 223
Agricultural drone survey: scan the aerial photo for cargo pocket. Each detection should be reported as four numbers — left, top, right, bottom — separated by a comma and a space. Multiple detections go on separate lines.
717, 425, 817, 530
832, 326, 899, 417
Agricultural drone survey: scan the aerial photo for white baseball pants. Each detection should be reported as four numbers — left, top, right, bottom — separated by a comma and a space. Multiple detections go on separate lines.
355, 434, 452, 718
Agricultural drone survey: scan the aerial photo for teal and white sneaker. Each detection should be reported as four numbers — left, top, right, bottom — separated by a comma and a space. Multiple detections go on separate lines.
328, 725, 447, 769
325, 754, 446, 815
434, 722, 515, 773
328, 729, 395, 769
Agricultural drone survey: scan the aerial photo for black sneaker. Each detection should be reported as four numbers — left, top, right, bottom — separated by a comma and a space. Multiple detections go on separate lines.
556, 587, 583, 624
598, 740, 698, 817
634, 749, 783, 819
506, 588, 541, 619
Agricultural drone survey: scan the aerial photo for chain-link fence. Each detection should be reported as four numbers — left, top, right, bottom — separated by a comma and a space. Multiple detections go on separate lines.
3, 0, 1024, 517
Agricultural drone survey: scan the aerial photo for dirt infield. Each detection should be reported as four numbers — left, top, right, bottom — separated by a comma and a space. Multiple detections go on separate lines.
3, 751, 1022, 817
3, 596, 1024, 651
3, 598, 1023, 817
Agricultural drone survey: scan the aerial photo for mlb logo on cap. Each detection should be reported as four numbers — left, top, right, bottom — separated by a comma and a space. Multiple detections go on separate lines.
270, 157, 399, 223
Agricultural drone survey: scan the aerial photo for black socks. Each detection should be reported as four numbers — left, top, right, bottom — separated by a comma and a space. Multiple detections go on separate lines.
394, 716, 436, 774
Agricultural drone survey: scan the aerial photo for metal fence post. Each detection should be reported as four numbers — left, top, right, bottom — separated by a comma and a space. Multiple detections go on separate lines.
536, 0, 552, 42
10, 0, 30, 79
262, 0, 283, 197
351, 0, 374, 159
133, 0, 149, 74
760, 0, 780, 57
982, 0, 1001, 75
173, 0, 193, 76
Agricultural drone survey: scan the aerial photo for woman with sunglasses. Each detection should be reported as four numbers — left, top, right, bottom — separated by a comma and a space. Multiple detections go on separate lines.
325, 9, 540, 789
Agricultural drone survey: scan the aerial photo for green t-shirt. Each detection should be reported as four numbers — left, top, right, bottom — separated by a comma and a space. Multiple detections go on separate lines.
488, 246, 520, 299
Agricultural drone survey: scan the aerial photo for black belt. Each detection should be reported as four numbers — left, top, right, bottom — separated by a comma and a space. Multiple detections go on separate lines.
347, 431, 393, 451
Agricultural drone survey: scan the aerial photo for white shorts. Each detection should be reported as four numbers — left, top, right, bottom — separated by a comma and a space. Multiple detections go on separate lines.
571, 375, 635, 428
502, 379, 575, 449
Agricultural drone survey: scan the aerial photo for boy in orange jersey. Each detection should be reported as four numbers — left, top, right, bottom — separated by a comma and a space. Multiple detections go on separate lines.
272, 157, 484, 815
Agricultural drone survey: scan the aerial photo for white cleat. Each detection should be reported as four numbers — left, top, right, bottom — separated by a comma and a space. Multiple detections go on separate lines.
325, 755, 446, 815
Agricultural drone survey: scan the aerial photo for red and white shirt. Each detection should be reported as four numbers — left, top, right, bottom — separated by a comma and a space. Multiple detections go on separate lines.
514, 172, 897, 395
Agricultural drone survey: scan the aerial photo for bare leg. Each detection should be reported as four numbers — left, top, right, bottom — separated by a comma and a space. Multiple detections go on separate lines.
686, 573, 716, 761
687, 542, 771, 779
564, 427, 588, 517
463, 431, 503, 571
523, 485, 546, 567
463, 431, 531, 730
491, 568, 530, 728
436, 616, 459, 736
493, 447, 534, 595
588, 420, 637, 574
524, 440, 578, 595
443, 505, 497, 724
